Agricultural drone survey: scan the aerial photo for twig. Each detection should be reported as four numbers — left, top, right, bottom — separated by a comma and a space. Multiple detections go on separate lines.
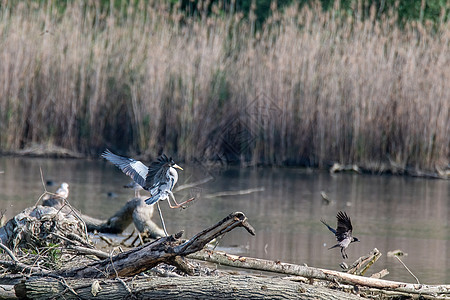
61, 200, 90, 243
39, 167, 47, 192
0, 242, 18, 263
204, 187, 265, 199
57, 276, 79, 297
109, 249, 119, 278
174, 175, 214, 192
98, 234, 114, 246
0, 260, 49, 274
116, 277, 134, 297
370, 269, 389, 279
50, 233, 77, 246
67, 246, 109, 259
122, 229, 136, 244
393, 255, 420, 284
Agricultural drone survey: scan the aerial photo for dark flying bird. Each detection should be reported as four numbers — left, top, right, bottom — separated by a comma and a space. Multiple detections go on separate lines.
321, 211, 360, 259
102, 149, 193, 208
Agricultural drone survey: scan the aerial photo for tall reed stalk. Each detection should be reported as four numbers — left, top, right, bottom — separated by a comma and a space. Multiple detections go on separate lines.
0, 1, 448, 171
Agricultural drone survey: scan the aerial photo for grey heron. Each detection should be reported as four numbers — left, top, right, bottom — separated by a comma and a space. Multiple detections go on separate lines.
102, 149, 194, 235
321, 211, 360, 259
55, 182, 69, 199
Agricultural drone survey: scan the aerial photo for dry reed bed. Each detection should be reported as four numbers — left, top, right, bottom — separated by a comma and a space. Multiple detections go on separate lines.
0, 2, 448, 171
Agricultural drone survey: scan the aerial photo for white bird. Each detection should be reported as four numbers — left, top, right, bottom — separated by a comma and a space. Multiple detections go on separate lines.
55, 182, 69, 199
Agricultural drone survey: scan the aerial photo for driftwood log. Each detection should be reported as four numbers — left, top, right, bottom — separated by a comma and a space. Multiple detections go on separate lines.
188, 250, 450, 298
50, 212, 254, 278
0, 205, 90, 250
2, 207, 450, 299
44, 196, 165, 238
15, 275, 361, 300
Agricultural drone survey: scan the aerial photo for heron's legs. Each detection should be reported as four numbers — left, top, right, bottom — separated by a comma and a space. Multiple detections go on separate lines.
167, 191, 195, 209
341, 248, 348, 259
156, 202, 168, 236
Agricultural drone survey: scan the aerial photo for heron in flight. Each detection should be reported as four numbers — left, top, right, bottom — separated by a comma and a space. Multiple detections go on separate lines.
321, 211, 360, 259
102, 149, 194, 235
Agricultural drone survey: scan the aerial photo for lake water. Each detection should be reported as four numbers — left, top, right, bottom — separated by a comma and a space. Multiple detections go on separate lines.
0, 156, 449, 284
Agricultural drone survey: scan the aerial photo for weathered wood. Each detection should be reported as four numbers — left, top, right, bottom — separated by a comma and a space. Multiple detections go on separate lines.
204, 187, 265, 199
173, 175, 214, 192
0, 284, 18, 299
85, 197, 165, 237
370, 269, 389, 279
67, 245, 110, 259
45, 196, 165, 237
0, 205, 89, 250
188, 249, 450, 297
52, 212, 254, 278
0, 260, 49, 275
15, 275, 362, 300
346, 248, 381, 275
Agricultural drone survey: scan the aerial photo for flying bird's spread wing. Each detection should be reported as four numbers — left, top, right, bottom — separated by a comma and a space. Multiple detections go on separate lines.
335, 211, 353, 242
102, 149, 148, 189
320, 219, 336, 235
145, 154, 172, 189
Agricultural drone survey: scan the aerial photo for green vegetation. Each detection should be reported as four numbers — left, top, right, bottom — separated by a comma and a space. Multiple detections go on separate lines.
0, 1, 448, 171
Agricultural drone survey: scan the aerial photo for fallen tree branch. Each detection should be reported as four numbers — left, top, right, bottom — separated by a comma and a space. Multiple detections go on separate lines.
67, 246, 110, 259
15, 274, 361, 300
45, 197, 165, 238
370, 269, 389, 279
188, 249, 450, 297
0, 260, 49, 275
174, 176, 214, 192
50, 212, 254, 278
394, 255, 420, 284
346, 248, 381, 275
204, 187, 265, 199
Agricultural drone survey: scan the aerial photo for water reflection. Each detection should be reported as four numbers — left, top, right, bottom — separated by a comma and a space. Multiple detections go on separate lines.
0, 157, 448, 284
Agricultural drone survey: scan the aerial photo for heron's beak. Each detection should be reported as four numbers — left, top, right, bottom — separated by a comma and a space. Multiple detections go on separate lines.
173, 164, 183, 170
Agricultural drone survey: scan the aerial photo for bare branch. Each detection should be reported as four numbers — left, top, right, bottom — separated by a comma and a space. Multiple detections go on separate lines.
394, 255, 420, 284
204, 187, 264, 199
0, 242, 18, 263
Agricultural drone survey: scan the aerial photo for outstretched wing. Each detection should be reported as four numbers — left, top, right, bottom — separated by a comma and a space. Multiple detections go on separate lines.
335, 211, 353, 242
102, 149, 148, 189
321, 219, 336, 234
145, 154, 172, 189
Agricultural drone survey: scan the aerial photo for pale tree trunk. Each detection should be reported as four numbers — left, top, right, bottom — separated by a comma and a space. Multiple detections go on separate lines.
15, 275, 362, 300
188, 250, 450, 297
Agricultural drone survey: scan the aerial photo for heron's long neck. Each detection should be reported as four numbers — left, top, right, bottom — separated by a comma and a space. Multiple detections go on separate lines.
169, 167, 178, 186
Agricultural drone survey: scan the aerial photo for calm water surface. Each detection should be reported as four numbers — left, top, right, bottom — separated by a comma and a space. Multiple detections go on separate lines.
0, 157, 449, 284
